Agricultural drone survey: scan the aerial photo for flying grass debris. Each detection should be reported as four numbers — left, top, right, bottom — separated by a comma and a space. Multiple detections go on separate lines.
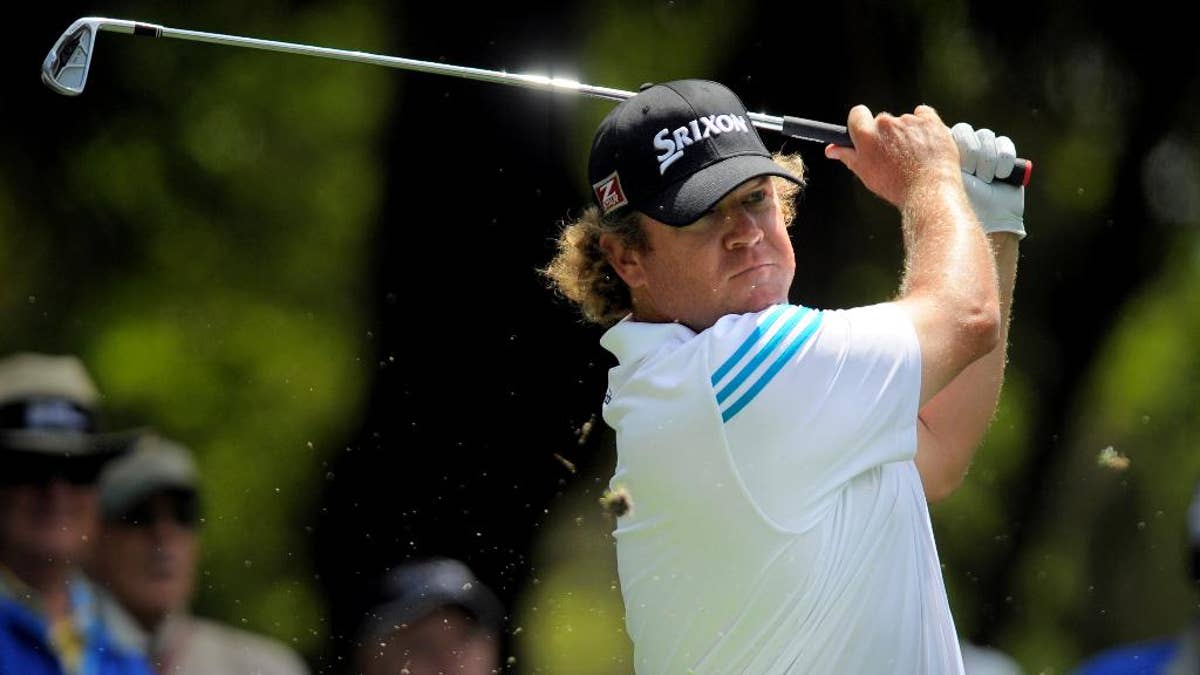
1097, 446, 1130, 471
553, 453, 577, 474
600, 486, 633, 518
576, 413, 597, 446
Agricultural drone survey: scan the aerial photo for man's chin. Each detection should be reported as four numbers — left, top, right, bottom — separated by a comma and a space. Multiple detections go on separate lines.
739, 286, 789, 313
32, 535, 91, 561
732, 269, 789, 301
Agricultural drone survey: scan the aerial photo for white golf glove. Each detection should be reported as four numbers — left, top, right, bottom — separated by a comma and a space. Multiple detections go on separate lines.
951, 122, 1026, 240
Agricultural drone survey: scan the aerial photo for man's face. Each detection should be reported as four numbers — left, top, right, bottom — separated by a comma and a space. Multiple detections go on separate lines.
612, 176, 796, 332
358, 607, 499, 675
93, 490, 198, 625
0, 460, 101, 568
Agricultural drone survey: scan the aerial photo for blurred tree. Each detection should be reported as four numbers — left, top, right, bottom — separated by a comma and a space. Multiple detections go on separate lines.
997, 231, 1200, 670
2, 1, 395, 666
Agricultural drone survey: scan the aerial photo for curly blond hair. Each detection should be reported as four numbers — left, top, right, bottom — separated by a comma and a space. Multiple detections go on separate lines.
541, 153, 807, 326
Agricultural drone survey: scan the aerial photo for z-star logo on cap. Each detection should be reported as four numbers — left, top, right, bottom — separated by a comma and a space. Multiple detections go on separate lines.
653, 113, 751, 174
593, 171, 629, 216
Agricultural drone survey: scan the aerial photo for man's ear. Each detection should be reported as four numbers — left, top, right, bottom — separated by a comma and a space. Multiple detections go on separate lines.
600, 232, 647, 289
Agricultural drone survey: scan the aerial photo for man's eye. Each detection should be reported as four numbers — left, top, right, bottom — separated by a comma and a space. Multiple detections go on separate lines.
745, 190, 768, 205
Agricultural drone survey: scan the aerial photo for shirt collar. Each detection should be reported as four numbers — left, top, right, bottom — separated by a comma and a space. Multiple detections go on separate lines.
95, 585, 151, 654
94, 584, 189, 651
0, 564, 39, 612
599, 315, 696, 366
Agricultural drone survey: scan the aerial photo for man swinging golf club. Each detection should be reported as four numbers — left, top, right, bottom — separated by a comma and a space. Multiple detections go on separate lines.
38, 15, 1026, 672
543, 79, 1024, 673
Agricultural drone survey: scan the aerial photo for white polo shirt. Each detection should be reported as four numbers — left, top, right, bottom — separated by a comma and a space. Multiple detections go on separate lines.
601, 302, 963, 674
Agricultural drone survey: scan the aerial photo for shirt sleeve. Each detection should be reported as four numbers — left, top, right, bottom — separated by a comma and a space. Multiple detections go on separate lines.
705, 302, 922, 506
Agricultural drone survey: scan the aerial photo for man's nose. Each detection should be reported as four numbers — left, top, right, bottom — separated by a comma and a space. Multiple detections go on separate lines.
43, 477, 76, 500
724, 209, 763, 249
150, 513, 187, 540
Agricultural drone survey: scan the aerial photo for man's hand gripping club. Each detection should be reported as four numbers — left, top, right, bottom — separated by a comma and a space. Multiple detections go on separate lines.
952, 122, 1025, 239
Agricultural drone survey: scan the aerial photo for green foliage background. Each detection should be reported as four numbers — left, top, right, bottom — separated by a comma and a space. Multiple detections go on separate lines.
4, 1, 393, 659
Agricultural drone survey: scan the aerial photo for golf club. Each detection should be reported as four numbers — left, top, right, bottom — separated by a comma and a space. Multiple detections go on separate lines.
42, 16, 1031, 187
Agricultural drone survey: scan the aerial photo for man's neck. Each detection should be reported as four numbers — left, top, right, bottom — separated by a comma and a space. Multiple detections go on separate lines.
95, 586, 181, 646
0, 553, 74, 620
133, 607, 171, 635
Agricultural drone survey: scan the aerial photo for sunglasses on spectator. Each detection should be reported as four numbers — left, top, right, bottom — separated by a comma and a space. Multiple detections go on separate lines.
116, 490, 200, 529
0, 454, 107, 487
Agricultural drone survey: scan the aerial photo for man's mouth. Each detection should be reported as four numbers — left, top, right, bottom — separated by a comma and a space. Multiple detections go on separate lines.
733, 262, 773, 279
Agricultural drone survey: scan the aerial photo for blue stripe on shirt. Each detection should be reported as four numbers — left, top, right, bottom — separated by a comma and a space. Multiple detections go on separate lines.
711, 304, 788, 385
715, 306, 810, 405
721, 310, 823, 423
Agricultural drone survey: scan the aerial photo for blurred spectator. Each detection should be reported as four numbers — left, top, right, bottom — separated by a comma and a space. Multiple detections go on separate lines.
0, 352, 150, 675
962, 638, 1025, 674
354, 557, 504, 675
1073, 480, 1200, 674
89, 433, 309, 675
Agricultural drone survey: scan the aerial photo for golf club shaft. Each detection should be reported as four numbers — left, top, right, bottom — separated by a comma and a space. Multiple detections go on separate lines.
61, 19, 1033, 187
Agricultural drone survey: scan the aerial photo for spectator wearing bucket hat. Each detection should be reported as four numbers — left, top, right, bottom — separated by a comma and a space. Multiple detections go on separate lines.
0, 352, 150, 675
89, 432, 309, 675
354, 557, 504, 675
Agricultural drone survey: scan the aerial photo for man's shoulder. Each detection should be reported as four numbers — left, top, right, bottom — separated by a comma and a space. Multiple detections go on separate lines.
189, 616, 309, 675
1073, 637, 1177, 675
0, 601, 46, 663
0, 592, 38, 628
704, 304, 825, 354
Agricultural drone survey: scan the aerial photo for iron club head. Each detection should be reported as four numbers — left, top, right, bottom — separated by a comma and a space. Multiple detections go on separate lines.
42, 18, 154, 96
42, 18, 100, 96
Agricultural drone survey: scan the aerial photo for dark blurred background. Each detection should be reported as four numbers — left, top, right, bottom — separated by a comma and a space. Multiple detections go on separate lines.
3, 0, 1198, 672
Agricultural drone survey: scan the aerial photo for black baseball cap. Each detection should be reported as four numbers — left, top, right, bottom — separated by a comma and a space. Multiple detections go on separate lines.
588, 79, 802, 227
356, 558, 504, 642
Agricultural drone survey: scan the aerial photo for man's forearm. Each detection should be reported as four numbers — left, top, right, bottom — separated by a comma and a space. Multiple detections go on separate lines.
898, 176, 1004, 405
916, 232, 1019, 501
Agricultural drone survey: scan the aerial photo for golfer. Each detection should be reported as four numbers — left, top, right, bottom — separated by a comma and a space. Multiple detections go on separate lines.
543, 79, 1024, 673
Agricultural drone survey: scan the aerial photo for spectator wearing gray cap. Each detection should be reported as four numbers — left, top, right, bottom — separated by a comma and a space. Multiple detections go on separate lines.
88, 433, 309, 675
355, 557, 504, 675
1073, 480, 1200, 674
0, 352, 150, 675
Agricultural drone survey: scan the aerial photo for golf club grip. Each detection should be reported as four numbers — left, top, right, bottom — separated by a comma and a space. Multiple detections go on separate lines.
780, 115, 1032, 187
